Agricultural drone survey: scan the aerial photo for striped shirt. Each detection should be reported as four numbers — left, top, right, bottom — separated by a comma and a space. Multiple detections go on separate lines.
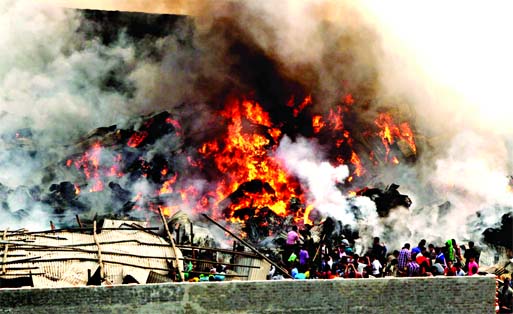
407, 261, 420, 277
398, 248, 411, 269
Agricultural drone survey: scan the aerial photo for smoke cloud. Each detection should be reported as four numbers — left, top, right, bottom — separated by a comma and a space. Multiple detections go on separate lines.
0, 0, 511, 256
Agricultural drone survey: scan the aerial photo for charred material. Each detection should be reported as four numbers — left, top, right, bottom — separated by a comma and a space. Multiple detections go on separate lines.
220, 179, 276, 218
357, 183, 411, 217
483, 212, 513, 250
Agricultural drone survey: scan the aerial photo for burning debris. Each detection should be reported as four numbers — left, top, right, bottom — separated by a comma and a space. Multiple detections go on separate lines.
0, 2, 512, 292
356, 183, 412, 218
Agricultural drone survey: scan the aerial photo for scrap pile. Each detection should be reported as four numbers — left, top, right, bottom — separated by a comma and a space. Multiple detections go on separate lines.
0, 215, 272, 288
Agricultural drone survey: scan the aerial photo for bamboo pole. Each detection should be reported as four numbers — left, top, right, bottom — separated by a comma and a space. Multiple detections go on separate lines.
0, 272, 44, 276
312, 234, 327, 263
0, 256, 41, 265
176, 244, 259, 258
201, 214, 292, 279
1, 266, 39, 271
189, 271, 248, 278
158, 207, 184, 282
0, 247, 260, 269
0, 254, 28, 258
76, 215, 83, 229
92, 221, 105, 280
7, 258, 170, 272
180, 257, 261, 269
0, 226, 158, 237
190, 222, 194, 245
2, 229, 8, 274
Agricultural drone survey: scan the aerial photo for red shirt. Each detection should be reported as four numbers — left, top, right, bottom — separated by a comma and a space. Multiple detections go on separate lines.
444, 266, 457, 276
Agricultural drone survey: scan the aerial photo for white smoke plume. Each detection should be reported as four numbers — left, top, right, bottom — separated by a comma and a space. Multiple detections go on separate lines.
276, 136, 381, 247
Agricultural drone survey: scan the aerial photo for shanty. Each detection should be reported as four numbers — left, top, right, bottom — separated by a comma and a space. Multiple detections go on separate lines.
0, 213, 273, 288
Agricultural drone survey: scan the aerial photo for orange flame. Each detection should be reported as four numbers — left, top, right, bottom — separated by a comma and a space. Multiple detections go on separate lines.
328, 106, 344, 131
127, 131, 148, 148
198, 97, 306, 220
74, 184, 81, 195
160, 173, 178, 195
375, 113, 416, 163
312, 115, 325, 134
294, 95, 312, 117
303, 205, 314, 225
350, 151, 365, 177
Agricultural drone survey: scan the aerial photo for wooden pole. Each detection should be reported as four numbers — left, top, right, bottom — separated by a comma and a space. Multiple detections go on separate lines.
2, 229, 8, 274
76, 215, 83, 229
201, 214, 292, 279
313, 234, 327, 263
92, 221, 105, 280
176, 244, 259, 258
158, 207, 184, 282
190, 222, 194, 245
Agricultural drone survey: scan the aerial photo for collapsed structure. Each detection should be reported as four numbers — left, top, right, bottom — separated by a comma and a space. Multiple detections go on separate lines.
0, 217, 271, 288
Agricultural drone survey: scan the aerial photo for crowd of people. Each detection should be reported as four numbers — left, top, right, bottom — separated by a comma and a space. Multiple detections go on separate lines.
276, 226, 485, 280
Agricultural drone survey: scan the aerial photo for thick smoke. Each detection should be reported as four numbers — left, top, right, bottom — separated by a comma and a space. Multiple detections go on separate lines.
1, 0, 511, 257
188, 0, 513, 251
0, 1, 138, 228
276, 136, 381, 247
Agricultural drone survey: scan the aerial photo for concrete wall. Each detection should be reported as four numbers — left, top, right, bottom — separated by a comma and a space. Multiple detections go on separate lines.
0, 276, 496, 314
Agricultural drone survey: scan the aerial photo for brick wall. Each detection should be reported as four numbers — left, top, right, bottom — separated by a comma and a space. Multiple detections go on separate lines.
0, 276, 496, 314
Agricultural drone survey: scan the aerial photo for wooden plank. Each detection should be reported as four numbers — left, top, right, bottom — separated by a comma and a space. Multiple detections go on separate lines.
92, 221, 105, 280
159, 207, 184, 282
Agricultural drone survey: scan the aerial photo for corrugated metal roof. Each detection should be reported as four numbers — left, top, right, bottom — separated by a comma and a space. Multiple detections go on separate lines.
0, 219, 183, 287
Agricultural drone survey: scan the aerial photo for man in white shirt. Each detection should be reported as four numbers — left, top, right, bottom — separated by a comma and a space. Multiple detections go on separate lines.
371, 255, 382, 277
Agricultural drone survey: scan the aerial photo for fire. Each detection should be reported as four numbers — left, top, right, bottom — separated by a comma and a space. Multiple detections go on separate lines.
199, 97, 306, 220
288, 95, 312, 118
66, 142, 125, 193
158, 205, 178, 217
303, 204, 314, 225
159, 173, 178, 195
63, 90, 418, 235
127, 131, 148, 148
343, 93, 355, 105
312, 115, 325, 134
375, 113, 417, 162
350, 151, 365, 177
74, 184, 80, 195
328, 106, 344, 131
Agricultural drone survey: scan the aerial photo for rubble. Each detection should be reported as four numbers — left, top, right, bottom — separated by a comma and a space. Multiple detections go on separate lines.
0, 216, 271, 288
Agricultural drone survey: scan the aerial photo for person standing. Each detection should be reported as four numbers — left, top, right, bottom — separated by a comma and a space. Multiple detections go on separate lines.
371, 237, 387, 265
467, 256, 479, 276
371, 255, 383, 277
284, 226, 300, 266
298, 246, 310, 273
464, 241, 481, 270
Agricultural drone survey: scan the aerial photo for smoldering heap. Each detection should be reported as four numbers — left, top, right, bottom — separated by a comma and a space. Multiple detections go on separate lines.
0, 1, 512, 258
